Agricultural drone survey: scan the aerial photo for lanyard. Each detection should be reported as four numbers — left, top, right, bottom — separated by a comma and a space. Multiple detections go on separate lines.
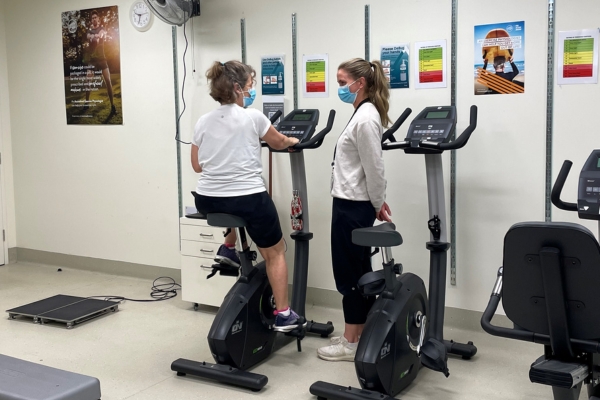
332, 99, 371, 164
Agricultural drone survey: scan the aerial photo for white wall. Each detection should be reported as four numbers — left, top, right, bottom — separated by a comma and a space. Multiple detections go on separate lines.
178, 0, 453, 294
4, 0, 598, 312
0, 0, 17, 257
179, 0, 576, 313
5, 0, 180, 268
553, 0, 600, 233
455, 1, 549, 311
178, 0, 456, 303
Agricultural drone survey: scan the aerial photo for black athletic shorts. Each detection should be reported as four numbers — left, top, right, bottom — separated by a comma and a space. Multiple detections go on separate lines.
194, 191, 283, 249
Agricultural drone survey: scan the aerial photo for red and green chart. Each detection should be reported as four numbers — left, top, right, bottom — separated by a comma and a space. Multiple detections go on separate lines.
414, 40, 447, 89
558, 29, 598, 85
419, 47, 443, 83
303, 54, 328, 98
563, 38, 593, 77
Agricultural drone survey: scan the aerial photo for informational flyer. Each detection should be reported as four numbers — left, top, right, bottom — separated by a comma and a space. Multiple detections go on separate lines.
474, 21, 525, 95
557, 29, 599, 85
302, 54, 328, 98
261, 55, 285, 95
262, 96, 284, 128
414, 40, 446, 89
380, 44, 410, 89
62, 6, 123, 124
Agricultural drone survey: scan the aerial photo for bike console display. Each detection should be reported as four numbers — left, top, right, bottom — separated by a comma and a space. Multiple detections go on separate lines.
578, 150, 600, 220
406, 106, 457, 144
277, 109, 320, 141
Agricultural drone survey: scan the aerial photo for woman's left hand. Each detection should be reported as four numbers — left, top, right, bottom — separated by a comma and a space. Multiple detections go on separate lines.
376, 202, 392, 222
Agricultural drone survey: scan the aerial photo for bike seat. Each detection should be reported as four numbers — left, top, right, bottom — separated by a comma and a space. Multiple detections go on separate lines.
207, 213, 247, 228
185, 212, 207, 220
352, 222, 403, 247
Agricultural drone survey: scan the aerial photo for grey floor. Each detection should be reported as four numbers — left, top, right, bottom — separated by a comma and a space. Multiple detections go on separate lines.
0, 262, 583, 399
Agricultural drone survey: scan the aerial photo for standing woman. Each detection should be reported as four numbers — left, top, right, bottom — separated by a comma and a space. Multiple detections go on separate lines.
318, 58, 392, 361
191, 60, 303, 332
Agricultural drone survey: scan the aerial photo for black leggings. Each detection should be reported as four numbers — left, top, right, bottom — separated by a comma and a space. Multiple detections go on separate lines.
331, 198, 377, 325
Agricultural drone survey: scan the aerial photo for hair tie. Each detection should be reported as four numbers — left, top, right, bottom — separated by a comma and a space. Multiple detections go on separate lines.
369, 62, 375, 69
220, 62, 225, 67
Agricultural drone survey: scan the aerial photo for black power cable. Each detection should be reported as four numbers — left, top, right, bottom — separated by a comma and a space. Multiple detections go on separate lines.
175, 21, 191, 145
87, 276, 181, 303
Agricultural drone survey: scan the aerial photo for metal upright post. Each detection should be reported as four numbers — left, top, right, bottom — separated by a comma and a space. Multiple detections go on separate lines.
173, 26, 183, 219
546, 0, 555, 222
240, 18, 247, 64
450, 0, 458, 285
292, 13, 298, 110
364, 5, 370, 61
425, 154, 449, 341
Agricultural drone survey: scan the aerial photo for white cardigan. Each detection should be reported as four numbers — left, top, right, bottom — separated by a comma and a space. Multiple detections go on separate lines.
331, 102, 386, 211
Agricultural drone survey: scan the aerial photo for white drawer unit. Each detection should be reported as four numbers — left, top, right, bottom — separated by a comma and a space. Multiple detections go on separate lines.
181, 240, 221, 258
179, 216, 238, 309
180, 223, 225, 243
181, 255, 236, 308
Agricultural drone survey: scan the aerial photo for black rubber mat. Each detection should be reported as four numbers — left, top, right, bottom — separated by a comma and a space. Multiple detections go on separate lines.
7, 294, 118, 328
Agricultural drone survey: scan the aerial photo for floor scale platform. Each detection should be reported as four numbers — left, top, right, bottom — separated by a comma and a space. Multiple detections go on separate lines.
0, 354, 101, 400
6, 295, 118, 329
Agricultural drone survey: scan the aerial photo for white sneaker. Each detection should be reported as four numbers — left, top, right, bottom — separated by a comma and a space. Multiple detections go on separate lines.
329, 335, 360, 345
317, 336, 356, 361
329, 336, 342, 345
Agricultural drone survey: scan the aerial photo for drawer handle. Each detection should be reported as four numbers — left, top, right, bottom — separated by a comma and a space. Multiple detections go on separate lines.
200, 249, 214, 253
199, 233, 214, 238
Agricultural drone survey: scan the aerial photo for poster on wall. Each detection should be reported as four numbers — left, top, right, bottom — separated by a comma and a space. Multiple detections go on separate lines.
263, 96, 284, 128
380, 44, 410, 89
414, 40, 446, 89
302, 54, 328, 98
261, 55, 285, 95
62, 6, 123, 125
557, 29, 599, 85
474, 21, 525, 95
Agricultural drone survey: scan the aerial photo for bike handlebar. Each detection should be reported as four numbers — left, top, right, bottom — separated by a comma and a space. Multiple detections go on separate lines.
419, 105, 478, 151
382, 108, 412, 143
269, 110, 282, 124
293, 110, 336, 150
551, 160, 578, 212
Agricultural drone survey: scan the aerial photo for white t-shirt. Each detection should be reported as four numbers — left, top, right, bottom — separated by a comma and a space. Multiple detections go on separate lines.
192, 104, 270, 197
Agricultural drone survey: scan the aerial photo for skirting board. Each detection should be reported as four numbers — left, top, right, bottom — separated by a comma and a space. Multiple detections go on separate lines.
15, 247, 181, 282
8, 247, 17, 264
12, 247, 510, 332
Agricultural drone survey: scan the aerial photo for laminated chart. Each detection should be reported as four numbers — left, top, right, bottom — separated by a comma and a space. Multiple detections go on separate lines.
558, 29, 598, 85
414, 40, 447, 89
303, 54, 329, 97
306, 60, 326, 92
419, 47, 443, 83
564, 38, 593, 78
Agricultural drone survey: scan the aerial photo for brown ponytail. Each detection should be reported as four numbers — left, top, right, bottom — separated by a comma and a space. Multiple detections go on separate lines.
338, 58, 391, 127
205, 60, 256, 104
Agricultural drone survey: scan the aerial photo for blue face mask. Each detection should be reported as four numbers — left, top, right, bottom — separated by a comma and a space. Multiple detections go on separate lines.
242, 88, 256, 107
338, 79, 359, 104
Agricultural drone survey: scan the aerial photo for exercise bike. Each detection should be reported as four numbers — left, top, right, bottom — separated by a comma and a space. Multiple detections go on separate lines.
481, 150, 600, 400
171, 108, 336, 391
311, 105, 478, 399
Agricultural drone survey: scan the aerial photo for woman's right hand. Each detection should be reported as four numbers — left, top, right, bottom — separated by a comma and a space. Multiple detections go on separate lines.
376, 202, 392, 222
286, 137, 300, 147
